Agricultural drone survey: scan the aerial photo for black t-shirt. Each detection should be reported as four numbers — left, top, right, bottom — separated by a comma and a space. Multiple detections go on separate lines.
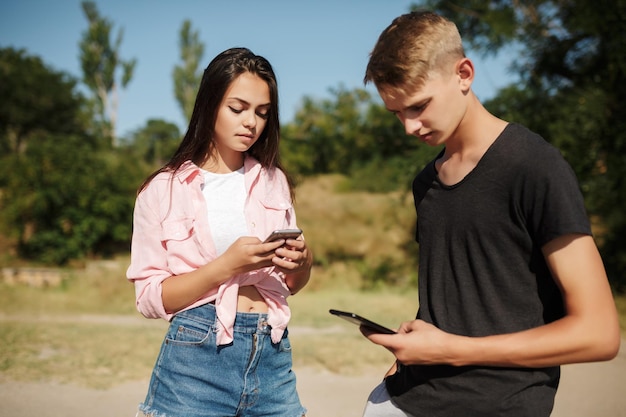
386, 124, 592, 416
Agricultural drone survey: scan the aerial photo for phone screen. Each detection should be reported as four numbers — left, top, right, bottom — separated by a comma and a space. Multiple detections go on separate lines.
263, 228, 302, 243
329, 309, 396, 334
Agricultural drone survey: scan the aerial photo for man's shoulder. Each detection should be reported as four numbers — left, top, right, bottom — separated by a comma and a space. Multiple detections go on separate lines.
494, 124, 564, 168
500, 123, 554, 151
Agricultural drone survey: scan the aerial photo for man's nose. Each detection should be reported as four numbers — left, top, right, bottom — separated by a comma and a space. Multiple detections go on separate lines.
404, 117, 423, 136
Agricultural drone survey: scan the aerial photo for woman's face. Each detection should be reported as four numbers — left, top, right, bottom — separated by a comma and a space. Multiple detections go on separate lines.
210, 72, 271, 171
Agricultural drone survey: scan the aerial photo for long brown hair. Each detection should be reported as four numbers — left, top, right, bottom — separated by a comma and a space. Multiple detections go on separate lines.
138, 47, 293, 197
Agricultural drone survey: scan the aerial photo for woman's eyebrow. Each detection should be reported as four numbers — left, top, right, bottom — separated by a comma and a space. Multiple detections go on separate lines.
227, 97, 271, 107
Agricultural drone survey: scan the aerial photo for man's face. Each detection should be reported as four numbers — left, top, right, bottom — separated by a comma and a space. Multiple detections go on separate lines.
379, 69, 468, 147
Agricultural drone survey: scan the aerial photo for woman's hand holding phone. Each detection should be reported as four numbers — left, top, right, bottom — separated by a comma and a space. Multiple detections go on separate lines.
264, 229, 311, 277
263, 228, 303, 244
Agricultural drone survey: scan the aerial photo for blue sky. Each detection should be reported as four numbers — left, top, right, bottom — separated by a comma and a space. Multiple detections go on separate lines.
0, 0, 515, 138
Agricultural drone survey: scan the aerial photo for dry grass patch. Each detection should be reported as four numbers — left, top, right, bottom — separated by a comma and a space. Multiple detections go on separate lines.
0, 258, 136, 316
0, 319, 165, 389
296, 174, 415, 261
295, 174, 418, 288
0, 287, 417, 388
291, 332, 395, 375
288, 287, 418, 375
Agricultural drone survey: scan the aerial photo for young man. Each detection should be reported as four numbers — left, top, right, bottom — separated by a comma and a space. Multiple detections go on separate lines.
360, 11, 620, 417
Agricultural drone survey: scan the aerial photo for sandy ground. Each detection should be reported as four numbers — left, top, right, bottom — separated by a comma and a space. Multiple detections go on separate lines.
1, 340, 625, 417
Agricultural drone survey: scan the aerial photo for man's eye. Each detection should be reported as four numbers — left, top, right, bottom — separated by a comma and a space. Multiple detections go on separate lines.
411, 102, 428, 113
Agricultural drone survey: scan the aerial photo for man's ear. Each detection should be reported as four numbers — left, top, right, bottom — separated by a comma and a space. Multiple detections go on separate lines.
457, 58, 474, 92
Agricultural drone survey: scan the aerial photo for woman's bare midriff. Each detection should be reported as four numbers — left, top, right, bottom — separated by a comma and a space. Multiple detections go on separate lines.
237, 285, 269, 313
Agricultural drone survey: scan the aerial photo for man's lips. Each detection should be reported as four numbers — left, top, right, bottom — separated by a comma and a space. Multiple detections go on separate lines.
418, 131, 432, 141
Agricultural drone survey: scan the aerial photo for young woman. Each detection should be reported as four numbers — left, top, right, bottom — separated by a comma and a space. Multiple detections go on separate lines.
127, 47, 311, 417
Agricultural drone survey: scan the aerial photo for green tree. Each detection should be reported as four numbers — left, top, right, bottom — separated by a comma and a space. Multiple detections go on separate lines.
283, 87, 374, 176
173, 20, 204, 124
0, 48, 142, 264
128, 118, 181, 168
1, 134, 137, 264
0, 48, 87, 155
350, 101, 439, 192
418, 0, 626, 289
79, 1, 136, 145
281, 86, 440, 192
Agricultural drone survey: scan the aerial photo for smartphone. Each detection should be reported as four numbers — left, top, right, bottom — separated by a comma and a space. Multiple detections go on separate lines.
263, 228, 303, 243
329, 309, 396, 334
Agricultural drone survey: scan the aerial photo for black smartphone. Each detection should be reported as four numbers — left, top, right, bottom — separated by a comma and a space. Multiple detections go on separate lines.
263, 228, 303, 243
329, 309, 396, 334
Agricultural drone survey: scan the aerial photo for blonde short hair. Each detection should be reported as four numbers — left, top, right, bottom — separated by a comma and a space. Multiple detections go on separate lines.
365, 11, 465, 94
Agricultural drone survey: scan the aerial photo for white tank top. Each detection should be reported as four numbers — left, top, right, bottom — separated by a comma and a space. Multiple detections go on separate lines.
201, 167, 249, 255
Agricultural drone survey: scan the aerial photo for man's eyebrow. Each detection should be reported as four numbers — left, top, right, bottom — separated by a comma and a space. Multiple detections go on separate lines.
386, 98, 430, 113
410, 97, 430, 107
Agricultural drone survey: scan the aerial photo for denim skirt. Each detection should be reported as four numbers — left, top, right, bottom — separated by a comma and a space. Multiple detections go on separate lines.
138, 303, 306, 417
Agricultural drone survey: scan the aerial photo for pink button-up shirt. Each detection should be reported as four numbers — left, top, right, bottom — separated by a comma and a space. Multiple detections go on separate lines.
126, 157, 298, 345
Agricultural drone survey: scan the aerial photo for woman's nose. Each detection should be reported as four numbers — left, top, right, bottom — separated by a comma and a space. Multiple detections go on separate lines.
243, 111, 256, 128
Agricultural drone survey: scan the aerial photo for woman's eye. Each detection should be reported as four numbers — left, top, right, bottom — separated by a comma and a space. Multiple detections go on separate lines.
256, 111, 269, 120
229, 106, 243, 114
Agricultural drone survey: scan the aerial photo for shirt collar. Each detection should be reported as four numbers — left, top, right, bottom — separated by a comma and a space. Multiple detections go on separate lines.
173, 156, 262, 185
174, 161, 202, 184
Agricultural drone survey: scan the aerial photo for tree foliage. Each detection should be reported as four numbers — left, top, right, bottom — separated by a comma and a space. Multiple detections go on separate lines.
1, 135, 135, 264
79, 1, 136, 144
282, 86, 440, 192
0, 48, 87, 155
0, 47, 142, 264
418, 0, 626, 289
126, 118, 181, 168
173, 20, 204, 124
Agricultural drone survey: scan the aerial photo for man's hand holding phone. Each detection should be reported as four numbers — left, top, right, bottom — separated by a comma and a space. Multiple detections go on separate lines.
329, 309, 397, 334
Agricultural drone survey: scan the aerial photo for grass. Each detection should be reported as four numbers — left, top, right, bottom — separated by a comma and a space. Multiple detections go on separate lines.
0, 259, 165, 388
288, 287, 418, 375
0, 319, 165, 389
294, 174, 419, 289
0, 274, 417, 388
2, 256, 623, 390
0, 249, 419, 389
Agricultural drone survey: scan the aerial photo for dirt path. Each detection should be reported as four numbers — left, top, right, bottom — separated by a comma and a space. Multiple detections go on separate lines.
2, 340, 625, 417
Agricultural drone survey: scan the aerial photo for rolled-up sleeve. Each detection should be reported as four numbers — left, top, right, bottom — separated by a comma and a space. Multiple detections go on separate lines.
126, 186, 172, 320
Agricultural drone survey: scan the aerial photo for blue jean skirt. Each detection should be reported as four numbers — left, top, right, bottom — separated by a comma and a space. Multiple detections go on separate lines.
138, 303, 306, 417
